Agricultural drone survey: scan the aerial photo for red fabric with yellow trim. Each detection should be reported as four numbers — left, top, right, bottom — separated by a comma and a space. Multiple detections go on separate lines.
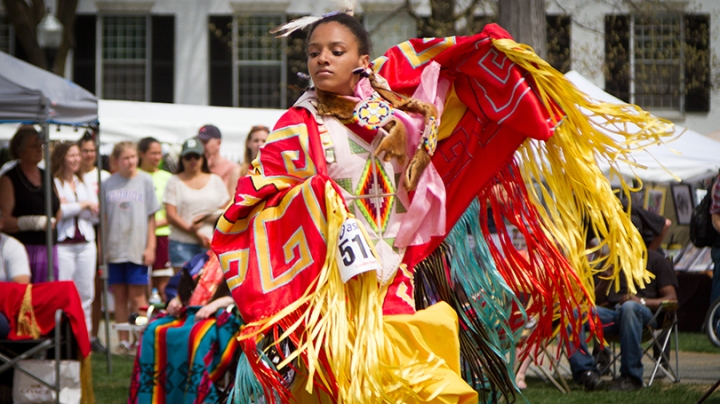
0, 281, 90, 358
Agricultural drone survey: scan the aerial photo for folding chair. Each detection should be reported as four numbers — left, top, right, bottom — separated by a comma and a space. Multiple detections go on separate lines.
598, 300, 680, 386
522, 340, 573, 393
0, 309, 75, 404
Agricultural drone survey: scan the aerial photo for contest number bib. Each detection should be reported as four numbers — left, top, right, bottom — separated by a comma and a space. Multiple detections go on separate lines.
336, 218, 380, 283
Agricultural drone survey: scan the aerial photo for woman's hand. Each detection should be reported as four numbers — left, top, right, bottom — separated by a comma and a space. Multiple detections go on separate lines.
143, 246, 156, 266
195, 301, 220, 320
166, 297, 183, 317
195, 231, 211, 248
82, 201, 100, 216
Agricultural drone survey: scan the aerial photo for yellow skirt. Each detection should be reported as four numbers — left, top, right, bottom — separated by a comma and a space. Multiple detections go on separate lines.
291, 301, 478, 403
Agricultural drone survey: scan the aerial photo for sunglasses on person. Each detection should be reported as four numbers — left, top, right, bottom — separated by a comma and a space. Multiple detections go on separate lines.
182, 153, 202, 161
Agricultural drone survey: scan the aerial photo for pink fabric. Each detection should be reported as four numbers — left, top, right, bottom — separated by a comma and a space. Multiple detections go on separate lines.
395, 62, 449, 248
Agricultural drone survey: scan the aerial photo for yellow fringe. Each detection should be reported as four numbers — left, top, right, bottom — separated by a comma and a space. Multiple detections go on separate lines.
17, 285, 41, 339
491, 38, 674, 298
80, 355, 95, 404
241, 181, 445, 402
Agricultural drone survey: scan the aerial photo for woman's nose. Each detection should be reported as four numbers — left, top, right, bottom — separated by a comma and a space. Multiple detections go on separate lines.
317, 49, 329, 64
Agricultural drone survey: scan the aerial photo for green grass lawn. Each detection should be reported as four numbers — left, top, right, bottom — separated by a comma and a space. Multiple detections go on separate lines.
678, 330, 719, 353
91, 353, 135, 404
90, 332, 720, 403
520, 379, 718, 404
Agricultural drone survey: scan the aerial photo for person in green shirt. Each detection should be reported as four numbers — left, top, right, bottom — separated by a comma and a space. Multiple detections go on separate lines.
139, 137, 174, 300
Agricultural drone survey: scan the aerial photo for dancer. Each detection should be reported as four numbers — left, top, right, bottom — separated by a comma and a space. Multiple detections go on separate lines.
212, 10, 673, 404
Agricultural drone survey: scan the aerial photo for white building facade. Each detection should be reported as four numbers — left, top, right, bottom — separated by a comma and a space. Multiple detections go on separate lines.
1, 0, 717, 135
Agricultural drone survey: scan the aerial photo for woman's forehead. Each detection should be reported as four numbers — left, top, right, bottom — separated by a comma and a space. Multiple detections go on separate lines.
309, 22, 357, 46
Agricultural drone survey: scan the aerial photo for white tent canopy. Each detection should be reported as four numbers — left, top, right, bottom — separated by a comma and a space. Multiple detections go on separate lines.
565, 71, 720, 183
1, 100, 285, 162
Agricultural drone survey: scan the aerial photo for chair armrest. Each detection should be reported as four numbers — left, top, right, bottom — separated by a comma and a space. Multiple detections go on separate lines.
659, 300, 679, 312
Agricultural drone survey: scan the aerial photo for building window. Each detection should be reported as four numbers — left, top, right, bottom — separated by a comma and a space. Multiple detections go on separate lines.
235, 15, 285, 108
633, 15, 683, 111
0, 15, 14, 54
100, 16, 148, 101
605, 13, 710, 113
209, 15, 306, 109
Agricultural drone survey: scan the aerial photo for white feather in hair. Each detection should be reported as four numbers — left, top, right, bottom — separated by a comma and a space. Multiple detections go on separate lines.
269, 0, 356, 37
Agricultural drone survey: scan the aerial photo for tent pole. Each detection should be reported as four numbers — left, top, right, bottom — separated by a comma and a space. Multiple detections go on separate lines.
43, 122, 54, 282
96, 128, 113, 374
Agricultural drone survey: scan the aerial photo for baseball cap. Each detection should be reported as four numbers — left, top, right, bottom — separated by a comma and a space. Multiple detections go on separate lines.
181, 137, 205, 157
197, 124, 221, 141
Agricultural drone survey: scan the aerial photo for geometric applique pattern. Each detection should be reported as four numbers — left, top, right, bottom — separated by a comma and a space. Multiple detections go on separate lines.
395, 197, 407, 214
354, 158, 396, 233
393, 174, 406, 213
348, 138, 368, 154
335, 178, 354, 194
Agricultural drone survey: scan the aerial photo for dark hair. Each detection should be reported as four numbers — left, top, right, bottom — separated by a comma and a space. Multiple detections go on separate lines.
77, 129, 96, 148
176, 153, 210, 174
9, 125, 40, 159
138, 137, 161, 167
306, 13, 371, 56
244, 125, 269, 165
51, 141, 82, 183
138, 137, 160, 154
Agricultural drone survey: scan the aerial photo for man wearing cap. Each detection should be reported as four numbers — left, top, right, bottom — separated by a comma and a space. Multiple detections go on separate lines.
197, 124, 241, 197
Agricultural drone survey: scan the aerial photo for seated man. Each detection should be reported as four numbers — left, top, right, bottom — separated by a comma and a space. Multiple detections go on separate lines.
0, 207, 31, 284
0, 207, 31, 339
568, 246, 678, 391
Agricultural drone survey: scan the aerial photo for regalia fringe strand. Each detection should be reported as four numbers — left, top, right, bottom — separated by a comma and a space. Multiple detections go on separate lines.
232, 181, 446, 404
490, 37, 674, 299
414, 200, 522, 404
478, 163, 597, 359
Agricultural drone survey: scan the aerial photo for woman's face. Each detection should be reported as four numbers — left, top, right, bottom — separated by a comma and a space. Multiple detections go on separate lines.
307, 22, 369, 96
116, 147, 138, 177
140, 142, 163, 169
63, 145, 81, 175
79, 141, 97, 169
247, 130, 268, 160
182, 153, 203, 174
19, 135, 43, 164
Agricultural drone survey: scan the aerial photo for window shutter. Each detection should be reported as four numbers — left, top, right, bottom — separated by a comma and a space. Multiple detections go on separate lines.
209, 16, 233, 107
604, 14, 630, 103
73, 15, 96, 94
151, 15, 174, 103
684, 14, 710, 113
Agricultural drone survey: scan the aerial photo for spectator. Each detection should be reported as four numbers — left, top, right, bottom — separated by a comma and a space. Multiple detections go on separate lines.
567, 244, 678, 391
710, 175, 720, 304
51, 141, 98, 340
164, 138, 229, 275
0, 207, 31, 283
102, 141, 159, 355
239, 125, 269, 177
197, 124, 240, 196
138, 137, 174, 300
622, 199, 671, 252
0, 125, 60, 283
77, 131, 111, 353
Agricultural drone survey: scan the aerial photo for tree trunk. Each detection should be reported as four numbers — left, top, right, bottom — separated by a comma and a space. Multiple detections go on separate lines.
2, 0, 78, 76
498, 0, 547, 59
426, 0, 456, 37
